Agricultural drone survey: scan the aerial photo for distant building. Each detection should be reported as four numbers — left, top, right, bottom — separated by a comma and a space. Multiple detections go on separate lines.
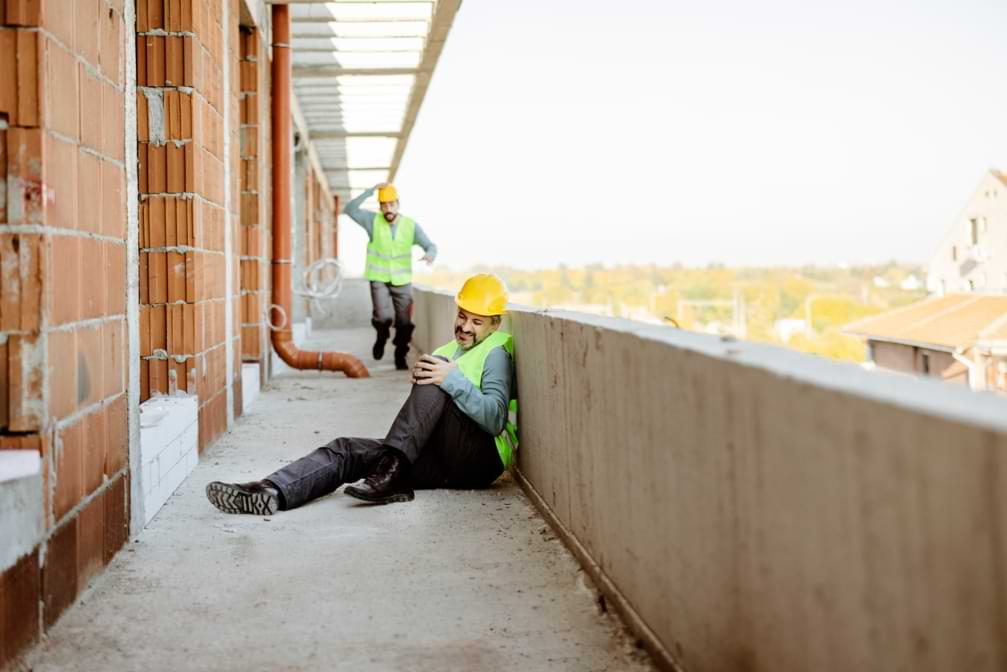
844, 294, 1007, 393
774, 318, 808, 343
927, 170, 1007, 295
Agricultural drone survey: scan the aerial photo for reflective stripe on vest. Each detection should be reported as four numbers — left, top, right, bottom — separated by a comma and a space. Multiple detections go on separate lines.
432, 331, 519, 469
365, 214, 415, 286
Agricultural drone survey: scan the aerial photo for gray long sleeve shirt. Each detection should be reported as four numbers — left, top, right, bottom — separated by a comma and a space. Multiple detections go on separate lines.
439, 346, 513, 436
343, 187, 438, 261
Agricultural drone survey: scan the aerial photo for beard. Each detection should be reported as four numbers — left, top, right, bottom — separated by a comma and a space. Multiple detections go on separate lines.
383, 211, 396, 222
455, 327, 475, 348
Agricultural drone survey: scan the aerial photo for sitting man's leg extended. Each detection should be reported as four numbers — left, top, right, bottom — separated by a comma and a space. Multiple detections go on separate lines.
206, 379, 502, 514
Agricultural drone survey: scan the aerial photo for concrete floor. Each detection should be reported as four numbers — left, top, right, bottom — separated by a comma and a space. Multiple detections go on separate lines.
27, 329, 656, 672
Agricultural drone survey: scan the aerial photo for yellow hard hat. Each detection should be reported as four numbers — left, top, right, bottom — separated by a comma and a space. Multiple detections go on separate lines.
377, 184, 399, 203
456, 273, 509, 316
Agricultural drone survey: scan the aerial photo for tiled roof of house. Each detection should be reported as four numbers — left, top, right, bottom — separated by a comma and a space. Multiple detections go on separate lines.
844, 294, 1007, 351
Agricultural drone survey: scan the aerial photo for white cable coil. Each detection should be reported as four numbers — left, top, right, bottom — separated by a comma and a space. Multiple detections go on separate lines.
264, 258, 344, 330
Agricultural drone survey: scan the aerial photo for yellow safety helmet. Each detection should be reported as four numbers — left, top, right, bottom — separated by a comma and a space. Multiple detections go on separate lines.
377, 184, 399, 203
456, 273, 509, 316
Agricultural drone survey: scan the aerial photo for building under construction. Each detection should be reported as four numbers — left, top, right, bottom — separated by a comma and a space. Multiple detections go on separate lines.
3, 2, 1007, 671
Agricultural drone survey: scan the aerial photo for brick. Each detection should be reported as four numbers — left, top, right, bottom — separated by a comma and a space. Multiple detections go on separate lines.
77, 150, 101, 234
77, 494, 104, 588
165, 35, 182, 86
139, 358, 149, 401
176, 195, 188, 246
54, 421, 82, 520
182, 35, 197, 88
167, 250, 184, 303
163, 197, 176, 246
78, 67, 101, 152
75, 0, 99, 68
149, 357, 167, 396
146, 35, 164, 87
100, 160, 125, 239
47, 328, 75, 420
101, 81, 124, 161
147, 0, 162, 30
106, 242, 125, 315
147, 196, 164, 247
81, 408, 105, 497
16, 29, 40, 126
76, 323, 102, 408
163, 89, 177, 140
183, 142, 194, 192
182, 301, 194, 354
148, 251, 166, 304
179, 91, 192, 139
149, 304, 165, 352
170, 358, 185, 393
102, 318, 123, 397
46, 39, 79, 140
147, 143, 166, 193
166, 142, 183, 192
184, 251, 196, 302
78, 236, 105, 319
138, 250, 148, 304
6, 0, 42, 25
179, 0, 192, 31
0, 550, 41, 671
43, 133, 76, 229
139, 305, 150, 356
0, 31, 16, 123
136, 0, 148, 31
104, 394, 126, 475
0, 234, 43, 332
135, 33, 147, 86
43, 516, 78, 628
168, 302, 182, 354
7, 334, 43, 431
98, 5, 121, 84
165, 0, 179, 32
102, 475, 128, 564
48, 234, 79, 325
41, 0, 73, 51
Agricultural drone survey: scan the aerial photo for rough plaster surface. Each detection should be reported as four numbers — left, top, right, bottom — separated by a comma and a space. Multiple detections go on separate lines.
26, 329, 655, 672
413, 286, 1007, 672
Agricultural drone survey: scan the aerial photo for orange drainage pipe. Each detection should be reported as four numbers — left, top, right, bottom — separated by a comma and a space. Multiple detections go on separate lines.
270, 4, 368, 378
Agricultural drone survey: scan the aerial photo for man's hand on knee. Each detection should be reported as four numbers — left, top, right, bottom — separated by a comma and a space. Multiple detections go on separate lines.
411, 355, 455, 386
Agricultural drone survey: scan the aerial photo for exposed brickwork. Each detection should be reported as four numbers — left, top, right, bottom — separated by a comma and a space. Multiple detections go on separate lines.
238, 25, 264, 365
0, 1, 129, 667
136, 0, 238, 450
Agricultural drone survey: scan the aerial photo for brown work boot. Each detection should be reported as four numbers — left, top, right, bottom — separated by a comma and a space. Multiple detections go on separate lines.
344, 451, 414, 504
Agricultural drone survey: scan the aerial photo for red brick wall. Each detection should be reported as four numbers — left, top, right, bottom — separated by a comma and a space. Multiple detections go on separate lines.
0, 0, 129, 666
238, 25, 264, 364
136, 0, 235, 450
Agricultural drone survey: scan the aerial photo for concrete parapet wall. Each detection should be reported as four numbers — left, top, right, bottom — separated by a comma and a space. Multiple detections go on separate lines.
413, 286, 1007, 672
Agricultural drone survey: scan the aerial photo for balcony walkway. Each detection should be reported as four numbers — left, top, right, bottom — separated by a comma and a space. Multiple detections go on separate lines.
26, 328, 655, 672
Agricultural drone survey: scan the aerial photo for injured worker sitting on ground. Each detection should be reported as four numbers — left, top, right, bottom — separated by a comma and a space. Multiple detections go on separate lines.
205, 273, 519, 514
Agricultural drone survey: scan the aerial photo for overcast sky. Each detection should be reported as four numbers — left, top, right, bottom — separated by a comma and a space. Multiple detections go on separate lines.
337, 0, 1007, 273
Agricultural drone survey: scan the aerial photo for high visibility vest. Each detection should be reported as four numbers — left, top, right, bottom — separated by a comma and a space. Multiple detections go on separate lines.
365, 213, 415, 286
432, 331, 519, 469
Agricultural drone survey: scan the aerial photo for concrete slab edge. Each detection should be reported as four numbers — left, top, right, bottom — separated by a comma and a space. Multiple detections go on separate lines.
513, 467, 683, 672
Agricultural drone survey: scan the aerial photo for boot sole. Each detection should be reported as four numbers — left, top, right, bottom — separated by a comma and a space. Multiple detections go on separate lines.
343, 485, 415, 504
206, 482, 279, 515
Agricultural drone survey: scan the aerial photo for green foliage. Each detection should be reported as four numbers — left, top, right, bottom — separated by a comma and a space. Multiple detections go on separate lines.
415, 263, 927, 363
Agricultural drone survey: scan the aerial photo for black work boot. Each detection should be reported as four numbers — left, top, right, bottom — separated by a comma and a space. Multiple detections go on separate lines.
344, 451, 414, 504
372, 320, 392, 360
392, 323, 415, 371
206, 480, 281, 515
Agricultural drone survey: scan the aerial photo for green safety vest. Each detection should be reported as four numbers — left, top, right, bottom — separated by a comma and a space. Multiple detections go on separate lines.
365, 213, 415, 286
432, 331, 519, 470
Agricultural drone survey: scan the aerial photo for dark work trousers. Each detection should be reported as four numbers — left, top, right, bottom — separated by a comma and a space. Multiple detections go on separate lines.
264, 382, 504, 510
370, 281, 413, 329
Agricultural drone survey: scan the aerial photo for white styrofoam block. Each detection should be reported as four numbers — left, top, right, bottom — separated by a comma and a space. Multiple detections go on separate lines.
241, 363, 261, 412
0, 450, 41, 484
139, 395, 199, 526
